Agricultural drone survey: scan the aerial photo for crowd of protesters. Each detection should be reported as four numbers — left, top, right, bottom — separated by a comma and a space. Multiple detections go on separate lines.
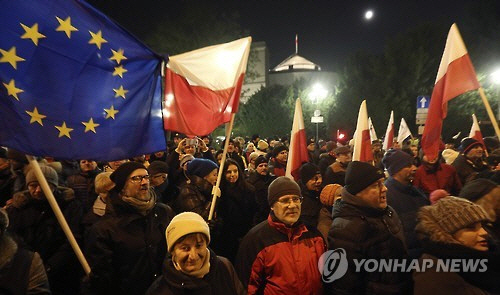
0, 132, 500, 294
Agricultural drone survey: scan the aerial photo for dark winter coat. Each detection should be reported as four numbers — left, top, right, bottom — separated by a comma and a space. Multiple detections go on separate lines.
385, 176, 430, 259
0, 168, 15, 206
236, 214, 325, 295
6, 187, 83, 294
414, 204, 500, 294
452, 154, 489, 185
326, 188, 411, 295
145, 249, 245, 295
323, 161, 347, 186
318, 153, 335, 177
214, 181, 256, 262
174, 175, 213, 220
0, 234, 50, 295
66, 169, 100, 212
300, 184, 323, 228
84, 197, 174, 295
247, 171, 275, 224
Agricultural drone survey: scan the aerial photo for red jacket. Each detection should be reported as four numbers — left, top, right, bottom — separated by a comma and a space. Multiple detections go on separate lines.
413, 163, 462, 195
235, 214, 325, 295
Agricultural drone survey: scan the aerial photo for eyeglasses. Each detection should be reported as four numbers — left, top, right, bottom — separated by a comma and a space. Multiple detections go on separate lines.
277, 196, 303, 205
129, 175, 150, 183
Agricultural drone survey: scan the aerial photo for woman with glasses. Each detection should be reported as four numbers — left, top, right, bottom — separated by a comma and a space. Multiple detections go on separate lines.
235, 176, 326, 294
83, 162, 174, 295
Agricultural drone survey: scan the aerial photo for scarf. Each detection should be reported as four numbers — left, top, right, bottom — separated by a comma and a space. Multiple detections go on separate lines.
121, 191, 156, 215
173, 248, 210, 278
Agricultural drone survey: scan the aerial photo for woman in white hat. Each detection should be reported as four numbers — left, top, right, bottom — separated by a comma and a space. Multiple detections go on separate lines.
146, 212, 245, 294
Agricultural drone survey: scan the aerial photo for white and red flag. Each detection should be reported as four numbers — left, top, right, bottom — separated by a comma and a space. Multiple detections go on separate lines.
397, 118, 412, 144
383, 111, 394, 151
164, 37, 252, 136
285, 98, 310, 180
469, 114, 486, 148
368, 117, 378, 142
353, 100, 373, 162
421, 24, 480, 160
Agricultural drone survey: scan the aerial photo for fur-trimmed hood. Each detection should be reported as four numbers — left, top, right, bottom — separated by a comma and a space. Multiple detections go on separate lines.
10, 186, 75, 209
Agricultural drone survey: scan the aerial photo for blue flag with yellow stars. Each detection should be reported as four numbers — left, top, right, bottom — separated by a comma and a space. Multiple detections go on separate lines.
0, 0, 166, 161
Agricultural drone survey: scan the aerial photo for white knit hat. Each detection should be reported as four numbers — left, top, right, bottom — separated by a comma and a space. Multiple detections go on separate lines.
441, 149, 459, 165
165, 212, 210, 252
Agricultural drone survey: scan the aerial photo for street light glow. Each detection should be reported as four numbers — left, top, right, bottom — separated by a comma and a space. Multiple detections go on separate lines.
364, 10, 374, 20
492, 69, 500, 84
310, 83, 328, 102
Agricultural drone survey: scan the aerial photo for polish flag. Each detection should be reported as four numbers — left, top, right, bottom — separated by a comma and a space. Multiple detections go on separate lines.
383, 111, 394, 151
285, 98, 310, 180
353, 100, 373, 162
164, 37, 252, 136
421, 24, 480, 160
397, 118, 412, 144
469, 114, 486, 148
368, 117, 378, 141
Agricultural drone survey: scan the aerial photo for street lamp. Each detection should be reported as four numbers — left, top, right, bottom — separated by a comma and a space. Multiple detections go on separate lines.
309, 83, 328, 143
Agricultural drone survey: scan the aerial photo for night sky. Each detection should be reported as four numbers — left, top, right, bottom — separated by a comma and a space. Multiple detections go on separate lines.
91, 0, 475, 71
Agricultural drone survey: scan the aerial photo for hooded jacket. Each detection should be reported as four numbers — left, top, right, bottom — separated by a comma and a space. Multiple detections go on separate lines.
326, 188, 411, 295
413, 205, 500, 295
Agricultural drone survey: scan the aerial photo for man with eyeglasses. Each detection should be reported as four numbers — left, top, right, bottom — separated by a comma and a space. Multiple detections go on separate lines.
84, 162, 174, 295
325, 161, 411, 295
6, 165, 83, 294
236, 176, 325, 294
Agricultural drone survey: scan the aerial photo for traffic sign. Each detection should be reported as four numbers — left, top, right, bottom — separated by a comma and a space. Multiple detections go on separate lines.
311, 116, 324, 123
417, 96, 430, 109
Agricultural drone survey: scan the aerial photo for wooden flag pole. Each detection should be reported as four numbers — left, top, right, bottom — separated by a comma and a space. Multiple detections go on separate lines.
26, 155, 91, 275
478, 87, 500, 140
208, 113, 236, 221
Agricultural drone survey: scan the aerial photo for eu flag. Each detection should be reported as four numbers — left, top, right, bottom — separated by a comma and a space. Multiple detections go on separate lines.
0, 0, 166, 161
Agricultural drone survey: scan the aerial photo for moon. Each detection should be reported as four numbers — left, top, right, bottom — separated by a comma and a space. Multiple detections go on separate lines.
364, 10, 374, 20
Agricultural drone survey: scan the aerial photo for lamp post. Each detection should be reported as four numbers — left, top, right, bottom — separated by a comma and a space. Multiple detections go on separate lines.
309, 83, 328, 143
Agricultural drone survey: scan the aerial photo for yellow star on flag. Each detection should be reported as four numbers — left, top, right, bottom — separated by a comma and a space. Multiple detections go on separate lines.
20, 23, 46, 45
55, 16, 78, 38
0, 47, 25, 69
26, 107, 46, 126
55, 122, 73, 138
82, 118, 100, 133
112, 65, 128, 78
113, 85, 128, 99
110, 49, 127, 64
89, 30, 107, 49
3, 79, 24, 101
104, 105, 119, 119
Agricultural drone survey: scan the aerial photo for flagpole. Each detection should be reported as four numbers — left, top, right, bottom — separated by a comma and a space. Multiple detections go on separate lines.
208, 113, 236, 221
25, 155, 91, 275
478, 87, 500, 139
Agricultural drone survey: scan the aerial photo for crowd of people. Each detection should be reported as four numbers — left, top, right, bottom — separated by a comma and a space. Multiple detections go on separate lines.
0, 132, 499, 294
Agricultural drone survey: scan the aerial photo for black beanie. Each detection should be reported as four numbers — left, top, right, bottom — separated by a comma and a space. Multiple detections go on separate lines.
148, 161, 169, 175
382, 149, 413, 176
272, 145, 288, 158
459, 178, 498, 202
255, 155, 267, 167
110, 161, 146, 192
459, 138, 483, 154
268, 176, 301, 205
300, 163, 320, 184
345, 161, 385, 195
187, 158, 218, 178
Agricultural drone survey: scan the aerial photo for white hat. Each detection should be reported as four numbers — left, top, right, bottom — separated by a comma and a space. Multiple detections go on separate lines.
166, 212, 210, 252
